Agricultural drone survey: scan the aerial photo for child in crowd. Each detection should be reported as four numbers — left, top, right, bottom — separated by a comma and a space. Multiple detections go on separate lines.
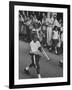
24, 33, 42, 78
50, 26, 60, 54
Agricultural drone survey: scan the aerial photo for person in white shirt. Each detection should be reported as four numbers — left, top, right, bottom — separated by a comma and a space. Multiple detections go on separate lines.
24, 33, 42, 78
51, 26, 60, 54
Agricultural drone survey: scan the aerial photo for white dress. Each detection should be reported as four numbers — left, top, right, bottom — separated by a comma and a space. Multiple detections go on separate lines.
46, 17, 54, 46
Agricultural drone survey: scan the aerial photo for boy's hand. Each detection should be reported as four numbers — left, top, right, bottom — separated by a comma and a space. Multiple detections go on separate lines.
38, 47, 42, 52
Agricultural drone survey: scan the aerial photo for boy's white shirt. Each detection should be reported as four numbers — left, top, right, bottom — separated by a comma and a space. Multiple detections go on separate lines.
52, 31, 59, 39
30, 40, 41, 52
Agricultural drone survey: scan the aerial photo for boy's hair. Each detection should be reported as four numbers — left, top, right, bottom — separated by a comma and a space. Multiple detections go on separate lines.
57, 27, 61, 32
53, 26, 57, 31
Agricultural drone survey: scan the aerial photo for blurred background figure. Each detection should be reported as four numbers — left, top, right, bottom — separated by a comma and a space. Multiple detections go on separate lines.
46, 12, 54, 47
41, 13, 47, 46
52, 12, 60, 28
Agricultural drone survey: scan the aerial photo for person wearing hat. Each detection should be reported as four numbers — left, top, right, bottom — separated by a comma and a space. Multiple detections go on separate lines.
24, 33, 42, 78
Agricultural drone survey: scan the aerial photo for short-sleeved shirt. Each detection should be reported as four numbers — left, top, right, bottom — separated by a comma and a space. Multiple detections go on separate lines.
52, 31, 59, 39
30, 40, 41, 52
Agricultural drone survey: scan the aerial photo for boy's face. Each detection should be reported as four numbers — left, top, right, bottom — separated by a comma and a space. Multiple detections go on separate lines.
33, 35, 37, 42
33, 38, 37, 42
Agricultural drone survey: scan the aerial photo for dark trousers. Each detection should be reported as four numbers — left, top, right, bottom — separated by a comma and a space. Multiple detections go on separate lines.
29, 54, 40, 74
52, 39, 59, 50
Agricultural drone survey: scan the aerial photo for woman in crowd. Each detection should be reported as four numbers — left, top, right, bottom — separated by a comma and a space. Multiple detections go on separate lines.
41, 13, 47, 46
46, 12, 54, 47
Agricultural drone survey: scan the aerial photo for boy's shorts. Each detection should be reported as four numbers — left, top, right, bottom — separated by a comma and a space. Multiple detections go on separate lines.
52, 39, 59, 47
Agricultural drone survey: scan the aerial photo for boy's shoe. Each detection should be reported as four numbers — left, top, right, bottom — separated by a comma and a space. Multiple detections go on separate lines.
24, 68, 30, 75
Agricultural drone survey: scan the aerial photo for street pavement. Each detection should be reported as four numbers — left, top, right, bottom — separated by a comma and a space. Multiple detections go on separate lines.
19, 40, 63, 79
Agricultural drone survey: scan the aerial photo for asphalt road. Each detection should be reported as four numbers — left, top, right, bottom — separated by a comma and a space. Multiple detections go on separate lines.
19, 40, 63, 79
